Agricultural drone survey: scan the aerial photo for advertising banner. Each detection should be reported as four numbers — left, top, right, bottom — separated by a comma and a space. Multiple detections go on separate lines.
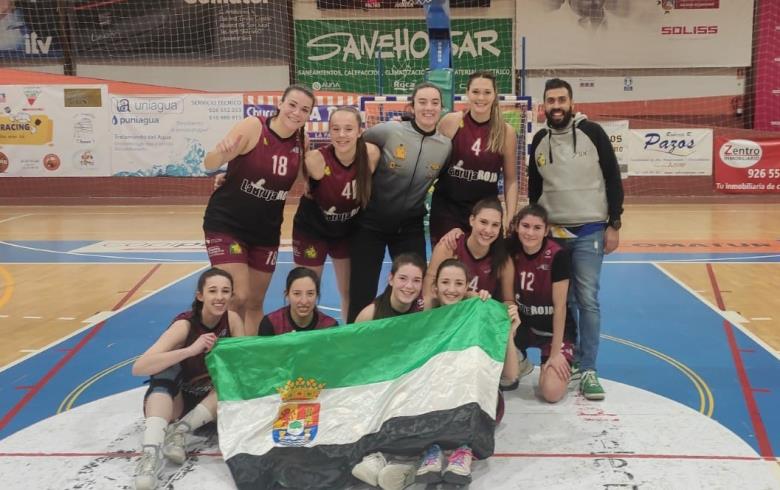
295, 18, 513, 95
628, 129, 713, 176
243, 93, 360, 142
516, 0, 753, 68
0, 2, 61, 60
0, 85, 110, 176
714, 136, 780, 194
599, 119, 630, 179
69, 0, 288, 62
110, 94, 243, 176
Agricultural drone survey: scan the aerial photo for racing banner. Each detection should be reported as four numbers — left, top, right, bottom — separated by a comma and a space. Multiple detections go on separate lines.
0, 84, 110, 176
714, 136, 780, 194
110, 94, 243, 176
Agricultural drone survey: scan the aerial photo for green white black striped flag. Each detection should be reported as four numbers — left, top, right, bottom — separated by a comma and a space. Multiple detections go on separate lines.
207, 298, 509, 489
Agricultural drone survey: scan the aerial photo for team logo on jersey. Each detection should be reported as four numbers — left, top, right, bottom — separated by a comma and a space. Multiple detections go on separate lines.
229, 242, 243, 255
323, 165, 332, 177
273, 378, 324, 447
394, 144, 406, 160
263, 137, 269, 146
536, 154, 546, 167
304, 246, 318, 259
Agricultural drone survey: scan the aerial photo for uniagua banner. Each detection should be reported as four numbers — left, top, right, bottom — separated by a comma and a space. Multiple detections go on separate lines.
295, 18, 513, 94
207, 298, 508, 489
110, 94, 243, 177
714, 136, 780, 194
0, 84, 110, 176
516, 0, 753, 68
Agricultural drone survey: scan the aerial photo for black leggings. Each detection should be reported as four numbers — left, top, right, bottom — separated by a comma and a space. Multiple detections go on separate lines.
347, 222, 426, 323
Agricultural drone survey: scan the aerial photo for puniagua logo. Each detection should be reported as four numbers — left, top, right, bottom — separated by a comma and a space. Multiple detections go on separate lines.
719, 139, 762, 168
306, 29, 500, 62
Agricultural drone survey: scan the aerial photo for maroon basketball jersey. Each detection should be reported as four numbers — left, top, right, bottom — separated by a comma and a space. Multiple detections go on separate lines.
203, 116, 301, 247
293, 144, 361, 238
512, 239, 576, 338
432, 112, 504, 209
259, 306, 339, 336
176, 310, 232, 382
452, 233, 497, 295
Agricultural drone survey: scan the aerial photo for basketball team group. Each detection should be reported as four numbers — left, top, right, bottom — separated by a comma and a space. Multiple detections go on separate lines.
131, 72, 624, 489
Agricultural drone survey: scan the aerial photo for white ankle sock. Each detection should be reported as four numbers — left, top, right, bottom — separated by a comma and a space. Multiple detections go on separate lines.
142, 416, 168, 448
178, 403, 213, 432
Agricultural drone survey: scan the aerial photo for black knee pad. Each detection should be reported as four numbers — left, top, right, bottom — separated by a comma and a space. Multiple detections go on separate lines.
144, 364, 183, 400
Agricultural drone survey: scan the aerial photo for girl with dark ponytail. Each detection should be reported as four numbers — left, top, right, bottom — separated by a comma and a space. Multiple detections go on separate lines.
131, 268, 244, 490
292, 106, 380, 321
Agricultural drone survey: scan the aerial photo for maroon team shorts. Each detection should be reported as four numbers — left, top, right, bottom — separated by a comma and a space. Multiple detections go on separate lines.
204, 230, 278, 273
516, 328, 576, 366
292, 228, 350, 267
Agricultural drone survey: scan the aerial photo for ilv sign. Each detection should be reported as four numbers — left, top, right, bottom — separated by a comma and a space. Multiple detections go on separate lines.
295, 19, 513, 94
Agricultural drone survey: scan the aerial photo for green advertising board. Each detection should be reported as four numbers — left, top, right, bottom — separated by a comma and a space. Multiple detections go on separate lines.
295, 19, 513, 95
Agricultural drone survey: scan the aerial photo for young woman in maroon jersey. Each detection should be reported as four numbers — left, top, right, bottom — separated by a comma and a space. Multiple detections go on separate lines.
354, 253, 426, 322
413, 259, 521, 485
352, 259, 520, 487
131, 268, 245, 490
292, 107, 380, 321
424, 196, 511, 304
258, 267, 338, 335
202, 84, 315, 335
501, 204, 576, 403
430, 70, 519, 246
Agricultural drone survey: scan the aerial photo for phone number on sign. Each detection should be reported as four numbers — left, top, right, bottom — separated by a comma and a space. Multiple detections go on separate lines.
747, 168, 780, 179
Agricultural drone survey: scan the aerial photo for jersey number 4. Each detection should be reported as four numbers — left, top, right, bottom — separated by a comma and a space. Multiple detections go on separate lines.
471, 138, 482, 157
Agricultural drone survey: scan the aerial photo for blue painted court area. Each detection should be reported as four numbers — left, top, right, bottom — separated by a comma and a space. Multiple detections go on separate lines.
0, 242, 778, 461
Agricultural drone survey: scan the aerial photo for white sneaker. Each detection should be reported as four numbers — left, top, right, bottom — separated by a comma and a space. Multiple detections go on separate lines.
352, 452, 387, 486
162, 421, 189, 464
518, 356, 534, 379
378, 461, 416, 490
134, 445, 163, 490
442, 445, 473, 485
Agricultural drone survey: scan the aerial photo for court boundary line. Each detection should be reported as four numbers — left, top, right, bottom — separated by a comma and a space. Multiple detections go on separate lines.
652, 263, 780, 360
706, 263, 775, 460
0, 214, 33, 225
0, 265, 208, 374
0, 264, 163, 431
0, 450, 774, 462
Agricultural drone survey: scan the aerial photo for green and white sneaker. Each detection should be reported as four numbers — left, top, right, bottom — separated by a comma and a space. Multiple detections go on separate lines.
569, 361, 581, 382
580, 370, 605, 400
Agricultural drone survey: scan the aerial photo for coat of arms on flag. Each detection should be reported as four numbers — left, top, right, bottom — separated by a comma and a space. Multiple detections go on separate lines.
272, 378, 324, 447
